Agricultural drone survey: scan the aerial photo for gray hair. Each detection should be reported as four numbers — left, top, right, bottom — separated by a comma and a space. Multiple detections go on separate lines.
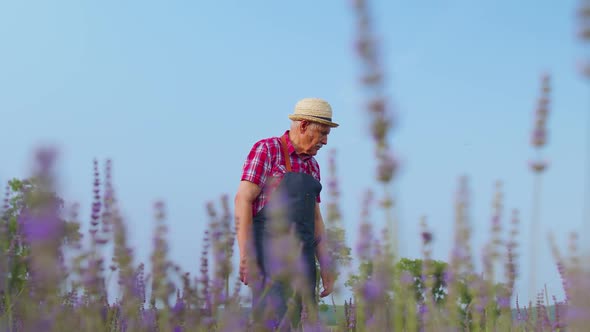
290, 120, 324, 131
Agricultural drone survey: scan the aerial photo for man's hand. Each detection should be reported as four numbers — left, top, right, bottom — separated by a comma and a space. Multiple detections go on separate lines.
239, 256, 249, 285
314, 203, 334, 298
319, 269, 335, 298
240, 255, 261, 286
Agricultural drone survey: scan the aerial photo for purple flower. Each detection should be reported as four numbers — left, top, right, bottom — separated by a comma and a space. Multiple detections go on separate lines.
451, 246, 466, 262
376, 150, 398, 183
497, 296, 511, 310
34, 147, 58, 174
418, 303, 428, 318
172, 301, 185, 317
141, 309, 157, 329
515, 294, 522, 321
531, 127, 547, 147
555, 261, 570, 303
356, 227, 372, 259
19, 209, 63, 243
264, 318, 280, 330
400, 271, 414, 286
362, 277, 384, 301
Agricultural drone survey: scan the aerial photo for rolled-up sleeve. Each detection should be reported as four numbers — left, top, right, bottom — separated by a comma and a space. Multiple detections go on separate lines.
241, 141, 270, 187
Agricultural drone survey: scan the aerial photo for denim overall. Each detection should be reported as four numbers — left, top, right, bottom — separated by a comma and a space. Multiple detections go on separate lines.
251, 136, 321, 328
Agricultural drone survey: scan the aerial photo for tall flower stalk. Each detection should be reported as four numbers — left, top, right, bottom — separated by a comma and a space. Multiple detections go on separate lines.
528, 74, 551, 303
444, 176, 474, 328
578, 0, 590, 247
323, 149, 352, 309
351, 3, 402, 331
351, 0, 399, 257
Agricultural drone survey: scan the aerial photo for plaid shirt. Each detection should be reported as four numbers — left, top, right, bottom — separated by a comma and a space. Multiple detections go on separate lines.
241, 130, 321, 216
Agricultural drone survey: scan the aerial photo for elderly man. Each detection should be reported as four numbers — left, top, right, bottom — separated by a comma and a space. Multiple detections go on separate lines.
234, 97, 337, 327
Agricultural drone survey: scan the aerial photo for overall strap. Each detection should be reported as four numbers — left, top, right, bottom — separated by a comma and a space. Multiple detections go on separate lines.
280, 135, 292, 172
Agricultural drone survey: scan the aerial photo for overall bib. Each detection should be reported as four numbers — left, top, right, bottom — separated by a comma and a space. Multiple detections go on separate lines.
251, 136, 321, 328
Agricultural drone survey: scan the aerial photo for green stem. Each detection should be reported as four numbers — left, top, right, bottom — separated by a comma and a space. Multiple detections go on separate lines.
4, 291, 12, 332
529, 172, 542, 303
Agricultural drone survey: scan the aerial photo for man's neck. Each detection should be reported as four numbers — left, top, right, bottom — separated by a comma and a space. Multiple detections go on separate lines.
288, 130, 303, 155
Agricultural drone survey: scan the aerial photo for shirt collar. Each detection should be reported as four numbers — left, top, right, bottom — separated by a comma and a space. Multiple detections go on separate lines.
282, 130, 312, 162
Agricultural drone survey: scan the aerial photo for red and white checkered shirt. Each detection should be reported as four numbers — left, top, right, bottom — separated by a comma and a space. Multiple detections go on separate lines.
241, 130, 321, 216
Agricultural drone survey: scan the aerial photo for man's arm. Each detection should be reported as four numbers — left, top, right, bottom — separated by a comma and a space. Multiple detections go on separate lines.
314, 203, 334, 297
234, 180, 261, 285
314, 203, 328, 264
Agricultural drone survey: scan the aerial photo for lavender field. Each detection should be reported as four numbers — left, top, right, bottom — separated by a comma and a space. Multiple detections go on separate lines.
1, 0, 590, 331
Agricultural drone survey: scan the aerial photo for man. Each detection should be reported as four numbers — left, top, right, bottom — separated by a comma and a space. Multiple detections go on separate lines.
234, 97, 337, 328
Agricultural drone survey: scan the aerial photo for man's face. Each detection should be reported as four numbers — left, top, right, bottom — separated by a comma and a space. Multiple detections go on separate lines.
300, 121, 331, 156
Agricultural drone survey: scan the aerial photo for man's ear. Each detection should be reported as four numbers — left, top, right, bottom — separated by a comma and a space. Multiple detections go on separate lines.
300, 120, 309, 133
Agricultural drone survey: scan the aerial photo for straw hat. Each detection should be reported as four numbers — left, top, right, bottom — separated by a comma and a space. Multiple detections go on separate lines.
288, 98, 339, 128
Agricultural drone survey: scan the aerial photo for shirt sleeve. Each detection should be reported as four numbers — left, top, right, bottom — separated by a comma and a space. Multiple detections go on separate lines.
241, 140, 271, 187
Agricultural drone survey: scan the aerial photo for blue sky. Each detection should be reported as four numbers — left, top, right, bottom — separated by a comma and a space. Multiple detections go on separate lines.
1, 0, 588, 305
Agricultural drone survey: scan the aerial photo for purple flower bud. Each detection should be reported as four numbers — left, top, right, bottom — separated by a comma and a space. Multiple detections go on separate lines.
531, 127, 547, 147
529, 160, 549, 173
376, 151, 398, 183
421, 231, 433, 244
